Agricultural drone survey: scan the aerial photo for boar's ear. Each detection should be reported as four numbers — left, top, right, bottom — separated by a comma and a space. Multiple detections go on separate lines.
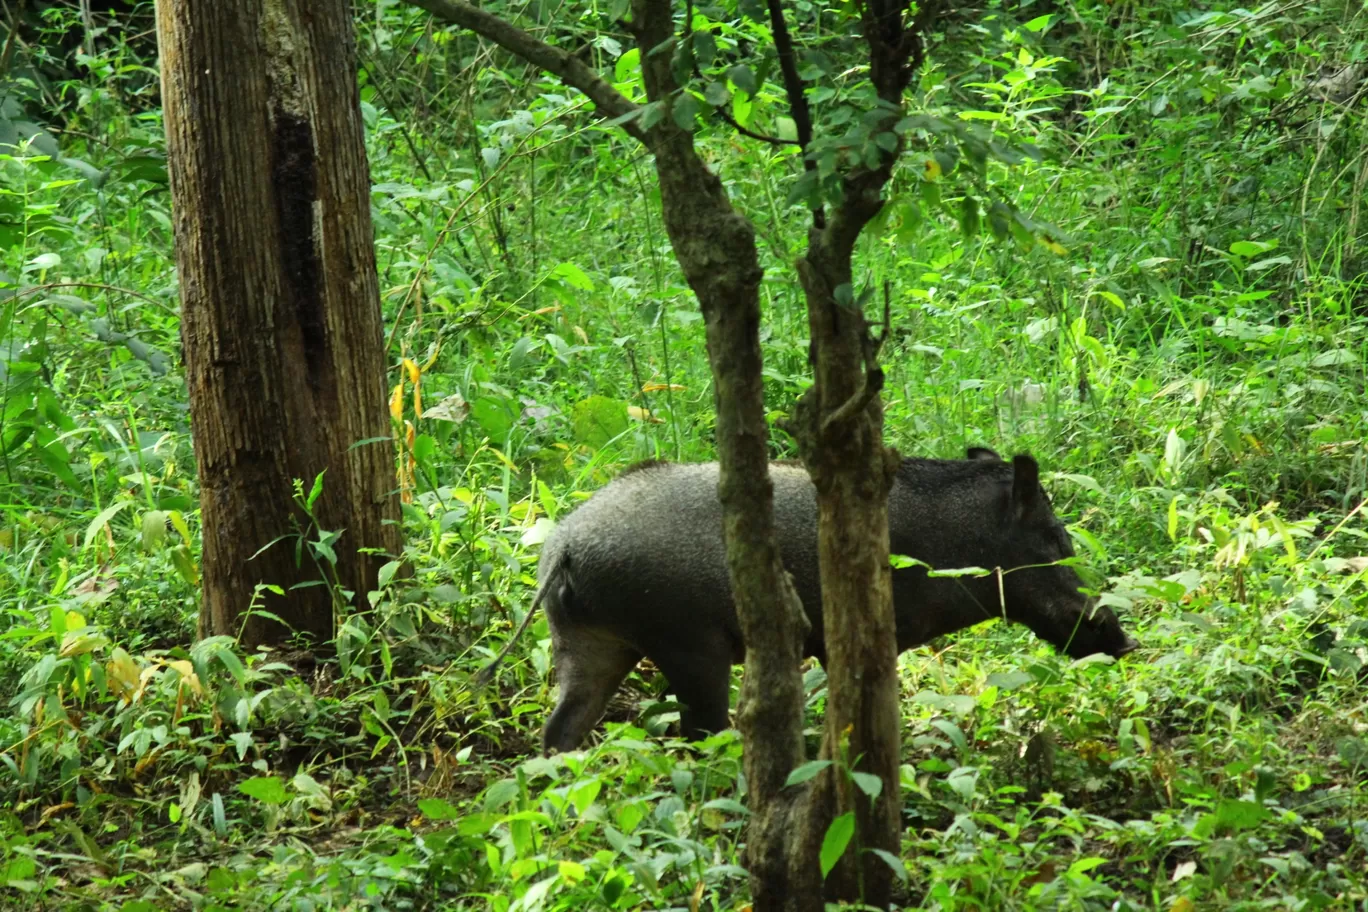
967, 447, 1001, 461
1010, 454, 1041, 519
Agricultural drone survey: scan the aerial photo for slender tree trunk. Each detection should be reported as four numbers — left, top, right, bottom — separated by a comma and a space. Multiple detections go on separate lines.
790, 251, 901, 904
157, 0, 403, 647
626, 5, 818, 907
779, 2, 928, 902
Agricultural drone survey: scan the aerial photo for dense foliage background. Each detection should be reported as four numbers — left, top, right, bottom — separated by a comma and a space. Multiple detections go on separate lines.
2, 1, 1367, 908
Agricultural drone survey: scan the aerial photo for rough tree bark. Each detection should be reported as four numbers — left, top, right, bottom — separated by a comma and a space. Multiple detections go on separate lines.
781, 3, 929, 901
157, 0, 403, 647
404, 2, 931, 908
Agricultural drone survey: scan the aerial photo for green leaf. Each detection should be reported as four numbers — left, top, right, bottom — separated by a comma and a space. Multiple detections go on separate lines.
377, 560, 402, 589
1023, 13, 1054, 32
552, 261, 595, 291
851, 771, 883, 800
959, 195, 980, 238
704, 81, 731, 107
569, 779, 603, 815
1066, 856, 1108, 877
692, 30, 717, 67
785, 759, 832, 787
672, 93, 701, 132
985, 671, 1034, 690
571, 396, 629, 450
870, 848, 909, 884
727, 64, 756, 97
140, 510, 168, 551
470, 396, 518, 442
237, 777, 288, 805
701, 798, 750, 815
418, 797, 461, 820
1229, 239, 1277, 257
614, 48, 640, 84
484, 778, 520, 812
83, 500, 135, 551
305, 471, 326, 510
819, 811, 856, 878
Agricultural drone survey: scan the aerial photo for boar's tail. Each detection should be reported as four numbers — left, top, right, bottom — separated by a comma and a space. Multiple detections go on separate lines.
473, 554, 565, 689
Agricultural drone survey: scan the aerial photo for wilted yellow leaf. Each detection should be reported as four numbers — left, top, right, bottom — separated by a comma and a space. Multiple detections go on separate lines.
167, 660, 203, 696
389, 383, 405, 421
106, 648, 142, 702
402, 357, 420, 385
641, 383, 686, 392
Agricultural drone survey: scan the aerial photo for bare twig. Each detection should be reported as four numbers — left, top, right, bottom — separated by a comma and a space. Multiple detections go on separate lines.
405, 0, 649, 145
765, 0, 823, 227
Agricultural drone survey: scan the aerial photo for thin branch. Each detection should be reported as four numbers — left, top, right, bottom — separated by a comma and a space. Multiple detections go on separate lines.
405, 0, 650, 145
820, 360, 883, 436
766, 0, 814, 150
716, 108, 800, 145
766, 0, 824, 228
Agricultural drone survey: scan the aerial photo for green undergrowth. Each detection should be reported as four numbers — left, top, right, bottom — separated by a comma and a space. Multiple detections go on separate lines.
3, 1, 1368, 909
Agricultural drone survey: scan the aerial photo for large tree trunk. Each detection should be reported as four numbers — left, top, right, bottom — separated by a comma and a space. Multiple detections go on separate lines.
156, 0, 403, 647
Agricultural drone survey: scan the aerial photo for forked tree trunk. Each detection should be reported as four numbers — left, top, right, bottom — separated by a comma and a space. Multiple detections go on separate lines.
402, 2, 924, 909
157, 0, 403, 647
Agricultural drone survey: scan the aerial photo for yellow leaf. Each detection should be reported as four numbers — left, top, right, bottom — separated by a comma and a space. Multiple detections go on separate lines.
689, 880, 705, 912
573, 325, 590, 344
923, 158, 942, 180
60, 632, 105, 658
389, 383, 405, 421
168, 660, 204, 697
402, 357, 420, 385
641, 383, 686, 392
1171, 897, 1195, 912
627, 405, 664, 423
66, 610, 86, 631
487, 447, 518, 471
106, 648, 141, 702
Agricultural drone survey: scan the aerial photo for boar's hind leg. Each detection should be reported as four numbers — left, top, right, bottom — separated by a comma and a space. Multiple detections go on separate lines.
651, 633, 733, 742
542, 628, 641, 756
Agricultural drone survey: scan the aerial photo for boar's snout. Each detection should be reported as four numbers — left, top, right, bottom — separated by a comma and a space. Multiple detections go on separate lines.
1058, 601, 1139, 660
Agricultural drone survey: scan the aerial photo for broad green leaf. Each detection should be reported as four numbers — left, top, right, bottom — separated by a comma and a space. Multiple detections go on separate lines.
727, 64, 756, 97
570, 396, 629, 450
83, 500, 135, 551
615, 48, 640, 83
418, 797, 461, 820
851, 771, 883, 800
552, 261, 594, 291
785, 759, 832, 787
819, 812, 855, 878
237, 777, 287, 805
870, 848, 909, 884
